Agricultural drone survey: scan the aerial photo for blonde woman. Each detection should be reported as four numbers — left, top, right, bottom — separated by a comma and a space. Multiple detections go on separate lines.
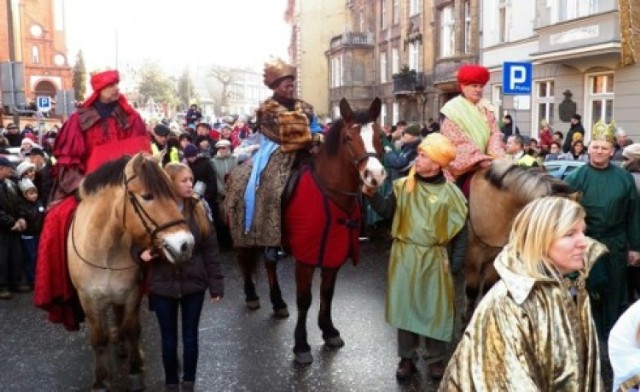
609, 299, 640, 391
140, 162, 223, 392
439, 196, 606, 391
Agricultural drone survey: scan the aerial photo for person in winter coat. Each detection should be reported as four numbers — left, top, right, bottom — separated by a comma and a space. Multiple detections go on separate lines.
17, 178, 43, 289
210, 139, 236, 251
139, 162, 223, 392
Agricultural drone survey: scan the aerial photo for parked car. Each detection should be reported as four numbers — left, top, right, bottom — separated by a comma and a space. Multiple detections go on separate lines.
543, 160, 585, 180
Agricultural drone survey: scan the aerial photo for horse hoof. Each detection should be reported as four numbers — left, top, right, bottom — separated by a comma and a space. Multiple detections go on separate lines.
295, 351, 313, 364
246, 299, 260, 310
324, 335, 345, 348
128, 373, 145, 391
273, 307, 289, 319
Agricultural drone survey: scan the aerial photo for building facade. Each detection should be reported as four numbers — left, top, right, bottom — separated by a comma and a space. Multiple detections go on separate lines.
0, 0, 72, 111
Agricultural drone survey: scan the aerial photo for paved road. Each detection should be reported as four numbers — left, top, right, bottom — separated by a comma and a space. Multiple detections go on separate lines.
0, 239, 452, 392
0, 237, 614, 391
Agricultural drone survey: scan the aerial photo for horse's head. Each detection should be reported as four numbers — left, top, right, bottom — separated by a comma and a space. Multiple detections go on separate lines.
123, 154, 195, 264
337, 97, 387, 188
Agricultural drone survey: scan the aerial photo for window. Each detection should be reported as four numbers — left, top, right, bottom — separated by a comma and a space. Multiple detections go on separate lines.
380, 0, 387, 29
380, 52, 388, 83
381, 103, 388, 126
410, 0, 421, 16
440, 6, 455, 57
31, 46, 40, 64
392, 102, 399, 125
533, 81, 555, 136
464, 1, 472, 53
331, 55, 343, 87
554, 0, 599, 23
498, 1, 509, 43
587, 73, 614, 126
359, 10, 366, 32
408, 41, 422, 72
392, 0, 400, 25
391, 48, 400, 75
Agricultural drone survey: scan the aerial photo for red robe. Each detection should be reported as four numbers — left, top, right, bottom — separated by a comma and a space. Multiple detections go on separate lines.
284, 166, 361, 268
34, 101, 149, 331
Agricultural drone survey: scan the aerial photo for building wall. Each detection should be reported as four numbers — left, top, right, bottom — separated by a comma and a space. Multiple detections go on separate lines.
295, 0, 347, 117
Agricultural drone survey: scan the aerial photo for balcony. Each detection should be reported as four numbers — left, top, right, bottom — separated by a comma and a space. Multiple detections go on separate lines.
329, 32, 374, 50
393, 70, 428, 95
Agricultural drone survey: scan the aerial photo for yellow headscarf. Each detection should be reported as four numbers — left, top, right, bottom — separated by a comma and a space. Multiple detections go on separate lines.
405, 133, 456, 193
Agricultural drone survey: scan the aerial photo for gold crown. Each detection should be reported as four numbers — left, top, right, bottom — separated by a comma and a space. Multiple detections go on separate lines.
263, 58, 296, 89
591, 120, 616, 143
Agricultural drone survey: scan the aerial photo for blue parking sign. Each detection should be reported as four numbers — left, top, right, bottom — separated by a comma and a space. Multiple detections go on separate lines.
36, 95, 51, 112
503, 62, 532, 95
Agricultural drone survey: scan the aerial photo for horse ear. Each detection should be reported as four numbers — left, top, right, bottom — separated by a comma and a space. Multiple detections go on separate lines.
339, 98, 353, 122
369, 97, 382, 121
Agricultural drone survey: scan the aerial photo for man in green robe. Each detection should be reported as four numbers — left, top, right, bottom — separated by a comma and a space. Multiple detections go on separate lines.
565, 120, 640, 340
365, 133, 468, 381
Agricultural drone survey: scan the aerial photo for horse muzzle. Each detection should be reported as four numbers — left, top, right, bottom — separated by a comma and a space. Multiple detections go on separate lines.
161, 231, 195, 264
361, 165, 387, 189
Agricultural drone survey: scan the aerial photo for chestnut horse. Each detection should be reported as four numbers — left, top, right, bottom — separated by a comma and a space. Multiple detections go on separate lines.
463, 161, 575, 321
67, 154, 194, 391
233, 98, 386, 364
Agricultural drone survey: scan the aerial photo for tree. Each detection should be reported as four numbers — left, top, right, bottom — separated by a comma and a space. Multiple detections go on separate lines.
137, 62, 178, 110
207, 65, 239, 115
72, 51, 87, 101
177, 68, 196, 111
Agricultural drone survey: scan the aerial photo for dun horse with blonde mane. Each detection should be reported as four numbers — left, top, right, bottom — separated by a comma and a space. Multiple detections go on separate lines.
463, 160, 576, 321
67, 154, 194, 391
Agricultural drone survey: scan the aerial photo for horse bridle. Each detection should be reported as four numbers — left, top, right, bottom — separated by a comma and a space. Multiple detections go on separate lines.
70, 172, 187, 271
331, 122, 381, 197
122, 173, 187, 247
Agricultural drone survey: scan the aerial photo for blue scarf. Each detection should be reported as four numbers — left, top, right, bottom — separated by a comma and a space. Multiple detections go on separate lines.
243, 134, 279, 232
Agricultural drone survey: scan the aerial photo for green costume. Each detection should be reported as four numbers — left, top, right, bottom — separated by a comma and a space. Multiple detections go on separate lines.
385, 176, 467, 341
565, 163, 640, 338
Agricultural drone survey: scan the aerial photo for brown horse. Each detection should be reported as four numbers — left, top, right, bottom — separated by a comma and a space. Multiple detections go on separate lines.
67, 154, 194, 391
463, 160, 575, 321
231, 98, 386, 364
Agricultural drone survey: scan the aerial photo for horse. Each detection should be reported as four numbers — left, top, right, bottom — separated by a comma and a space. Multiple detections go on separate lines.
229, 98, 387, 364
462, 160, 576, 321
67, 153, 195, 391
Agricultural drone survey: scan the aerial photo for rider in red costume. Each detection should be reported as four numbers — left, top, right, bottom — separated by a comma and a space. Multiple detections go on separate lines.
34, 70, 150, 330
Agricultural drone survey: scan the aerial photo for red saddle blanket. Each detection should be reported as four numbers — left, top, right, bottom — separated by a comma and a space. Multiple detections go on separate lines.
284, 167, 361, 268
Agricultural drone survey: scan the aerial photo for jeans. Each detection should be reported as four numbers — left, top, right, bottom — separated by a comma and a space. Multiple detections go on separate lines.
151, 291, 205, 385
21, 236, 39, 286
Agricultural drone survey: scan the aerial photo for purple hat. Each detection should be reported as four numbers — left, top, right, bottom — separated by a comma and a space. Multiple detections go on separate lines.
183, 143, 198, 158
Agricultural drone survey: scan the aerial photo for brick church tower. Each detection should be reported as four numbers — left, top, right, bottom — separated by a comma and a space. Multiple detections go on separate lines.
0, 0, 72, 104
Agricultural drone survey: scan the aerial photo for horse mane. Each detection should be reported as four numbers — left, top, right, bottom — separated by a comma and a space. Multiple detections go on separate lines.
81, 155, 175, 199
485, 160, 573, 201
81, 156, 131, 195
323, 110, 377, 157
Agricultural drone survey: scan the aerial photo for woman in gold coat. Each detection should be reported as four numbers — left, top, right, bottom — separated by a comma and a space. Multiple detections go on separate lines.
440, 196, 606, 391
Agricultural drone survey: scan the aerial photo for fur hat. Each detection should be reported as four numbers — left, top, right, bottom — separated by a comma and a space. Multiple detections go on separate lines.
18, 178, 36, 194
16, 161, 36, 177
263, 58, 296, 89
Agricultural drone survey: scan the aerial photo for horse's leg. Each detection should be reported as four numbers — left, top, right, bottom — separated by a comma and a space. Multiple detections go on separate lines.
120, 293, 144, 391
293, 263, 315, 364
111, 304, 127, 359
463, 240, 484, 323
318, 266, 344, 349
236, 247, 260, 309
81, 298, 111, 391
264, 248, 289, 319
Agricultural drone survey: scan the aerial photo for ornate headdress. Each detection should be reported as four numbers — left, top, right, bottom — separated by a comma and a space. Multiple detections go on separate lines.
263, 58, 296, 89
591, 120, 617, 144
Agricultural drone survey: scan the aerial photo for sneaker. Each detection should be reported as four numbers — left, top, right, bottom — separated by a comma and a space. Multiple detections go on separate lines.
182, 381, 195, 392
165, 384, 179, 392
0, 288, 13, 300
395, 358, 417, 381
16, 284, 32, 293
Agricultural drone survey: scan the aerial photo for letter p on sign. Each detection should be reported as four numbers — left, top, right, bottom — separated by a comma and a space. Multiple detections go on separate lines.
503, 62, 532, 95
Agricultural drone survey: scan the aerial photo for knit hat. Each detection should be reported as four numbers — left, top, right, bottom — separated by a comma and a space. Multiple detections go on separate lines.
403, 124, 421, 137
405, 133, 457, 193
16, 161, 36, 177
456, 64, 490, 86
26, 147, 45, 157
623, 143, 640, 161
215, 139, 232, 148
18, 178, 36, 194
0, 157, 11, 167
183, 143, 198, 158
154, 124, 171, 137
